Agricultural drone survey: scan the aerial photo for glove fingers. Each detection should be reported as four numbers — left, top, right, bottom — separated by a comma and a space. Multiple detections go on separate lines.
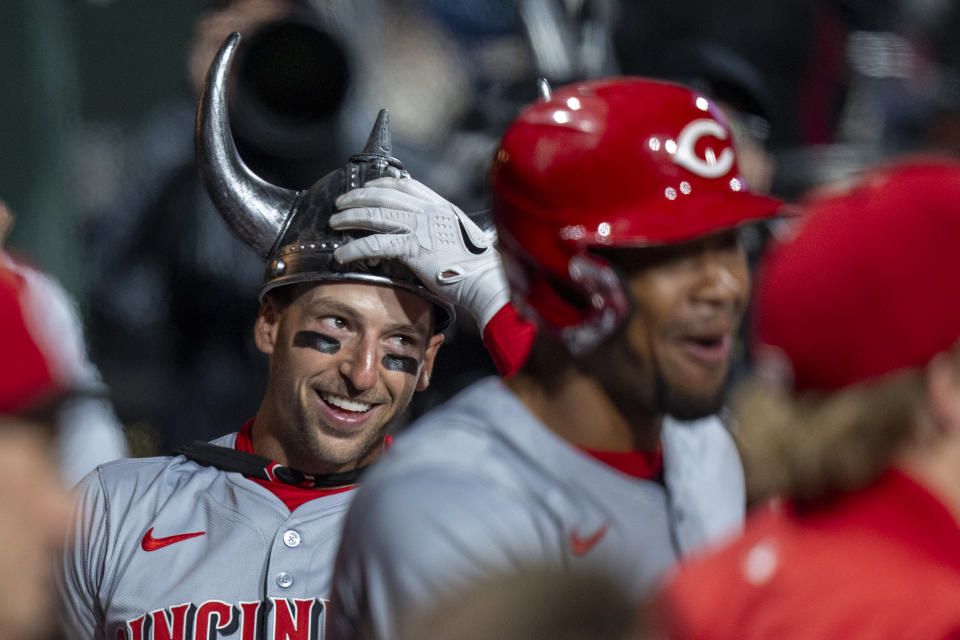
365, 178, 490, 250
329, 209, 411, 234
362, 176, 450, 207
359, 176, 403, 189
335, 186, 425, 213
395, 179, 452, 207
333, 233, 418, 264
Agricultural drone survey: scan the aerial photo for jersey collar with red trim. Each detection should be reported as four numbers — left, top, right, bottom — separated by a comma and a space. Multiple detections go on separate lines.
578, 445, 664, 480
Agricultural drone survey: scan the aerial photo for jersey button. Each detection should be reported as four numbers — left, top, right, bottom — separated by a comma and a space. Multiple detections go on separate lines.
283, 530, 301, 548
276, 572, 294, 588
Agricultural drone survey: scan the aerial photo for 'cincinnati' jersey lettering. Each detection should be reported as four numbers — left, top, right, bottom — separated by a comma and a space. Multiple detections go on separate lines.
116, 599, 326, 640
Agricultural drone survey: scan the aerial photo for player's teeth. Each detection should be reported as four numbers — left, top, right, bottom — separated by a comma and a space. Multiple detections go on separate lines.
322, 393, 371, 413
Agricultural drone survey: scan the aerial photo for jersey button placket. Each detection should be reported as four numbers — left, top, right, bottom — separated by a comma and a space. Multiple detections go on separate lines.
272, 527, 302, 592
283, 529, 301, 547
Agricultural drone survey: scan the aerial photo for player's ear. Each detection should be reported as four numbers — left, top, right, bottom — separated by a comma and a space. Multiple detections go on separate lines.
416, 333, 445, 391
255, 295, 282, 356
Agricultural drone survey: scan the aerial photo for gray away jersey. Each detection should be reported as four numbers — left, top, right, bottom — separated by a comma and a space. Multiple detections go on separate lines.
59, 432, 354, 640
328, 376, 745, 640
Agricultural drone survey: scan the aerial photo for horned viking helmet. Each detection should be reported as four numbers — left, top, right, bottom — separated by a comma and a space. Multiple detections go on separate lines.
195, 32, 454, 332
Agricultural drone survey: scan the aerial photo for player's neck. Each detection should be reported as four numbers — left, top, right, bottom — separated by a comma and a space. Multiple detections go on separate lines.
250, 397, 364, 475
506, 370, 662, 452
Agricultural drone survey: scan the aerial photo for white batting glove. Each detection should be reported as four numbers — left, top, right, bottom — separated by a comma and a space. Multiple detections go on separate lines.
332, 177, 510, 331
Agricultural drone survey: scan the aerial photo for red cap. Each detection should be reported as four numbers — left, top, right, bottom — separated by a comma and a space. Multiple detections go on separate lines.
753, 157, 960, 392
0, 265, 63, 415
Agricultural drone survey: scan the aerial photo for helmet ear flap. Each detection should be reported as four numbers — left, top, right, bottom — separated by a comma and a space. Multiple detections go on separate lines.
502, 241, 630, 355
562, 252, 631, 354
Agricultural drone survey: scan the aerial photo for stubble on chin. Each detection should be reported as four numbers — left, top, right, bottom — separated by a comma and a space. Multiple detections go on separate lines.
654, 368, 728, 422
589, 346, 728, 426
288, 422, 366, 472
289, 406, 408, 472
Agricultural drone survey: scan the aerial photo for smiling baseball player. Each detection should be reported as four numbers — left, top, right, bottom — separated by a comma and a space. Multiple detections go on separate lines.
57, 33, 529, 640
326, 78, 784, 640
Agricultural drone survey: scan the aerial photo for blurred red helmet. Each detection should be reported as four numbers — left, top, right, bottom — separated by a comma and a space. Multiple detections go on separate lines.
0, 254, 106, 416
491, 77, 783, 352
0, 266, 60, 416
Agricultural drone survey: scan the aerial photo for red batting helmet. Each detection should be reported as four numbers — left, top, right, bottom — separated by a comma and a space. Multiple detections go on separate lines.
491, 77, 783, 353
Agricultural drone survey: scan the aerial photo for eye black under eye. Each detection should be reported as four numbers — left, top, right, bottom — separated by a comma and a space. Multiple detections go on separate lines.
293, 331, 341, 354
382, 354, 418, 375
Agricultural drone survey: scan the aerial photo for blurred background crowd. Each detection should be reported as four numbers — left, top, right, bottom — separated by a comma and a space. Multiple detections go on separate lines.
4, 0, 960, 457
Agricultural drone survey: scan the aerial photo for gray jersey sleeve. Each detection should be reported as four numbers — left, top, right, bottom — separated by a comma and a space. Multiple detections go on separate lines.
328, 468, 547, 640
59, 468, 110, 639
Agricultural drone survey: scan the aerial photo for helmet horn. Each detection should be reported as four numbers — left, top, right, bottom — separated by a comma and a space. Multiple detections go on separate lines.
195, 32, 297, 259
361, 108, 392, 156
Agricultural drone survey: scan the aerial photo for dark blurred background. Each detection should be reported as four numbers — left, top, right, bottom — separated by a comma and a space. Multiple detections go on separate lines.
4, 0, 960, 455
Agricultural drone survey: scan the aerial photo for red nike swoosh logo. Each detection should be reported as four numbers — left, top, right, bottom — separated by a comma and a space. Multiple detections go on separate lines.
141, 527, 206, 551
569, 523, 609, 556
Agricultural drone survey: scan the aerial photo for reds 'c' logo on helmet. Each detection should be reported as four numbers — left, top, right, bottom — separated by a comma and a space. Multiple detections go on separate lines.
673, 118, 735, 179
490, 77, 783, 353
